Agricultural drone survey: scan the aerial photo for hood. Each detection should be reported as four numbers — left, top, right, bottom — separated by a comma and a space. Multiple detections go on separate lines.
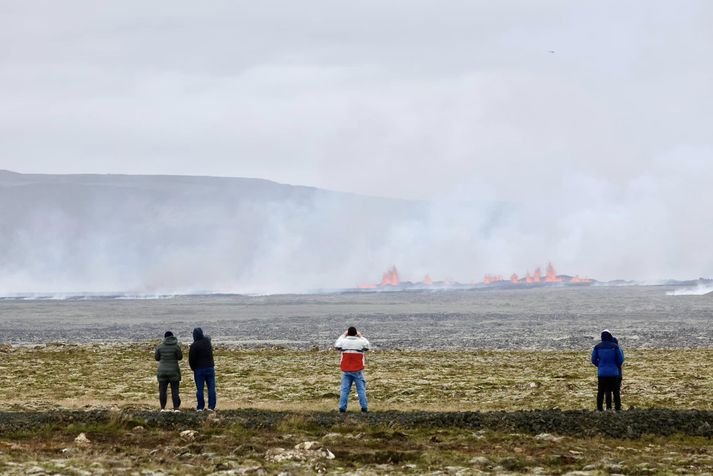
601, 330, 614, 341
163, 336, 178, 346
193, 327, 204, 341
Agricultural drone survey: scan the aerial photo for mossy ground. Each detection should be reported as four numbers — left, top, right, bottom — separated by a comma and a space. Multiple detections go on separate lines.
1, 344, 711, 412
1, 344, 713, 474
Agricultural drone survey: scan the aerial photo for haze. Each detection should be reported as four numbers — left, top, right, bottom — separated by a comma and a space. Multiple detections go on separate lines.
0, 1, 712, 291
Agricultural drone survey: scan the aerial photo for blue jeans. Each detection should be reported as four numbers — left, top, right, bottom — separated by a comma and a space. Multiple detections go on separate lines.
339, 371, 367, 411
194, 367, 216, 410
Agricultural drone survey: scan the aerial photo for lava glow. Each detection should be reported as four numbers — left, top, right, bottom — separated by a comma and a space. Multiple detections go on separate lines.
545, 262, 563, 283
493, 262, 592, 285
381, 266, 400, 286
357, 262, 592, 289
483, 274, 503, 284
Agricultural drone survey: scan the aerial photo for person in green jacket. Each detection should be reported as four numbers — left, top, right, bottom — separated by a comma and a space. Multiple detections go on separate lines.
154, 331, 183, 412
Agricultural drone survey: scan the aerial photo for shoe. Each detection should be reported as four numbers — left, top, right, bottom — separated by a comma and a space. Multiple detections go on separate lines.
207, 408, 215, 412
160, 409, 170, 412
339, 409, 346, 413
361, 408, 368, 413
173, 409, 181, 413
196, 408, 204, 412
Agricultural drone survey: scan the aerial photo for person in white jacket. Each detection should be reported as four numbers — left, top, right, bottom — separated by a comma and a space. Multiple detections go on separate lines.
334, 326, 370, 413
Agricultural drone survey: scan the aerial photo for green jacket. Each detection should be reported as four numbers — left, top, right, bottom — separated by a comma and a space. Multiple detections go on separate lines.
155, 336, 183, 382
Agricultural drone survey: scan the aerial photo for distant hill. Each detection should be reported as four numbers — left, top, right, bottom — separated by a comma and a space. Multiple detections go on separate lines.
0, 170, 432, 294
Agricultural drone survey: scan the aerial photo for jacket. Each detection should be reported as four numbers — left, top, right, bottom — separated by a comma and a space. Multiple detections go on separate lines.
591, 334, 624, 377
189, 328, 215, 370
334, 335, 370, 372
155, 336, 183, 382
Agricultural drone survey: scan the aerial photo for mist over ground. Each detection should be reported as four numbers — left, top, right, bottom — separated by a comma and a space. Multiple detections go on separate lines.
0, 170, 711, 295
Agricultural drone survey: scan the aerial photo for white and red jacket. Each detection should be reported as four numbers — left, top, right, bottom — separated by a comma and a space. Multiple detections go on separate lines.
334, 335, 370, 372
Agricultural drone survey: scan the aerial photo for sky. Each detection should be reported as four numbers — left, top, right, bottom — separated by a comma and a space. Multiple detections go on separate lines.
1, 1, 711, 200
0, 1, 712, 287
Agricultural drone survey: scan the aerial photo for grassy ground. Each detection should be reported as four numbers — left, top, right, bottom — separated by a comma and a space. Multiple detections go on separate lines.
0, 344, 711, 411
2, 344, 713, 474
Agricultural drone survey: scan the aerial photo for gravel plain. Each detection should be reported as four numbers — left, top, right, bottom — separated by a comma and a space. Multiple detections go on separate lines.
1, 285, 712, 349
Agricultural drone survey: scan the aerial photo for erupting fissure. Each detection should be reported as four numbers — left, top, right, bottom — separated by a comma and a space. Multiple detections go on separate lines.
357, 262, 592, 289
487, 262, 591, 285
380, 266, 400, 286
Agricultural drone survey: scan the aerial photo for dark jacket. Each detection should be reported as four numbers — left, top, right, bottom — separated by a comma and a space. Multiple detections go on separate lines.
155, 336, 183, 382
591, 332, 624, 377
189, 327, 215, 371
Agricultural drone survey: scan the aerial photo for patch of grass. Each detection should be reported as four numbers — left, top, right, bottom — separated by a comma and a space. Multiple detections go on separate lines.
4, 345, 713, 413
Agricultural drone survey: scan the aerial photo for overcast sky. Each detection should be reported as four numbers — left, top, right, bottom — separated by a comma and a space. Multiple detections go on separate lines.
1, 0, 711, 201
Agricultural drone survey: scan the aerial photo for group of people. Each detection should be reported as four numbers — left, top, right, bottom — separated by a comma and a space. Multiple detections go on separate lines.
155, 326, 623, 413
154, 327, 216, 412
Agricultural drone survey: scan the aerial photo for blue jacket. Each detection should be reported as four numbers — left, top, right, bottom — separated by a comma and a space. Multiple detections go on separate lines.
591, 334, 624, 377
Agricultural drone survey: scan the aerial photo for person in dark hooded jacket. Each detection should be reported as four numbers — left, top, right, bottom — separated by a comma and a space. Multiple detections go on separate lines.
591, 329, 624, 411
189, 327, 216, 411
154, 331, 183, 411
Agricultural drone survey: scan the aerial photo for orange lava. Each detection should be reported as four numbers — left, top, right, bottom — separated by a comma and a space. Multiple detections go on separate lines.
381, 266, 400, 286
545, 262, 563, 283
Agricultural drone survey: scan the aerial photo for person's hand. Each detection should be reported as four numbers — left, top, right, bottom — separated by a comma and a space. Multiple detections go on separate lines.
357, 331, 363, 337
343, 330, 348, 336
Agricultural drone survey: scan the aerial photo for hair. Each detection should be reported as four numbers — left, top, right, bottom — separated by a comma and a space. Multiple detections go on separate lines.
164, 331, 174, 338
347, 326, 357, 336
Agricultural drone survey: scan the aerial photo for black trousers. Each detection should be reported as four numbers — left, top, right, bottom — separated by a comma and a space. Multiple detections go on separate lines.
159, 380, 181, 409
597, 376, 621, 411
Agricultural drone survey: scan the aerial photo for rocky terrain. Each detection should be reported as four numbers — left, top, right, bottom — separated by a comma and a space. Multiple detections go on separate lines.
2, 285, 713, 350
3, 408, 713, 475
0, 345, 712, 473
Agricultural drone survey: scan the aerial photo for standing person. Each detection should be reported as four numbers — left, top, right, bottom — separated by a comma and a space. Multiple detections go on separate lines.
591, 329, 624, 412
611, 333, 623, 406
189, 327, 216, 412
155, 331, 183, 412
334, 327, 370, 413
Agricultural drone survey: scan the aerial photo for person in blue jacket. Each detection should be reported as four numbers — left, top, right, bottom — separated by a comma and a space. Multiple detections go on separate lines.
591, 329, 624, 411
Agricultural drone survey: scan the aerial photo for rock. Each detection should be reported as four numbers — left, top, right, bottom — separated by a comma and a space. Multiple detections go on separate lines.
74, 433, 91, 446
294, 441, 321, 451
231, 466, 267, 475
25, 466, 46, 474
265, 443, 335, 463
132, 425, 146, 433
470, 456, 490, 466
445, 466, 468, 474
535, 433, 562, 442
528, 382, 540, 388
535, 433, 563, 442
0, 344, 12, 353
180, 429, 197, 441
